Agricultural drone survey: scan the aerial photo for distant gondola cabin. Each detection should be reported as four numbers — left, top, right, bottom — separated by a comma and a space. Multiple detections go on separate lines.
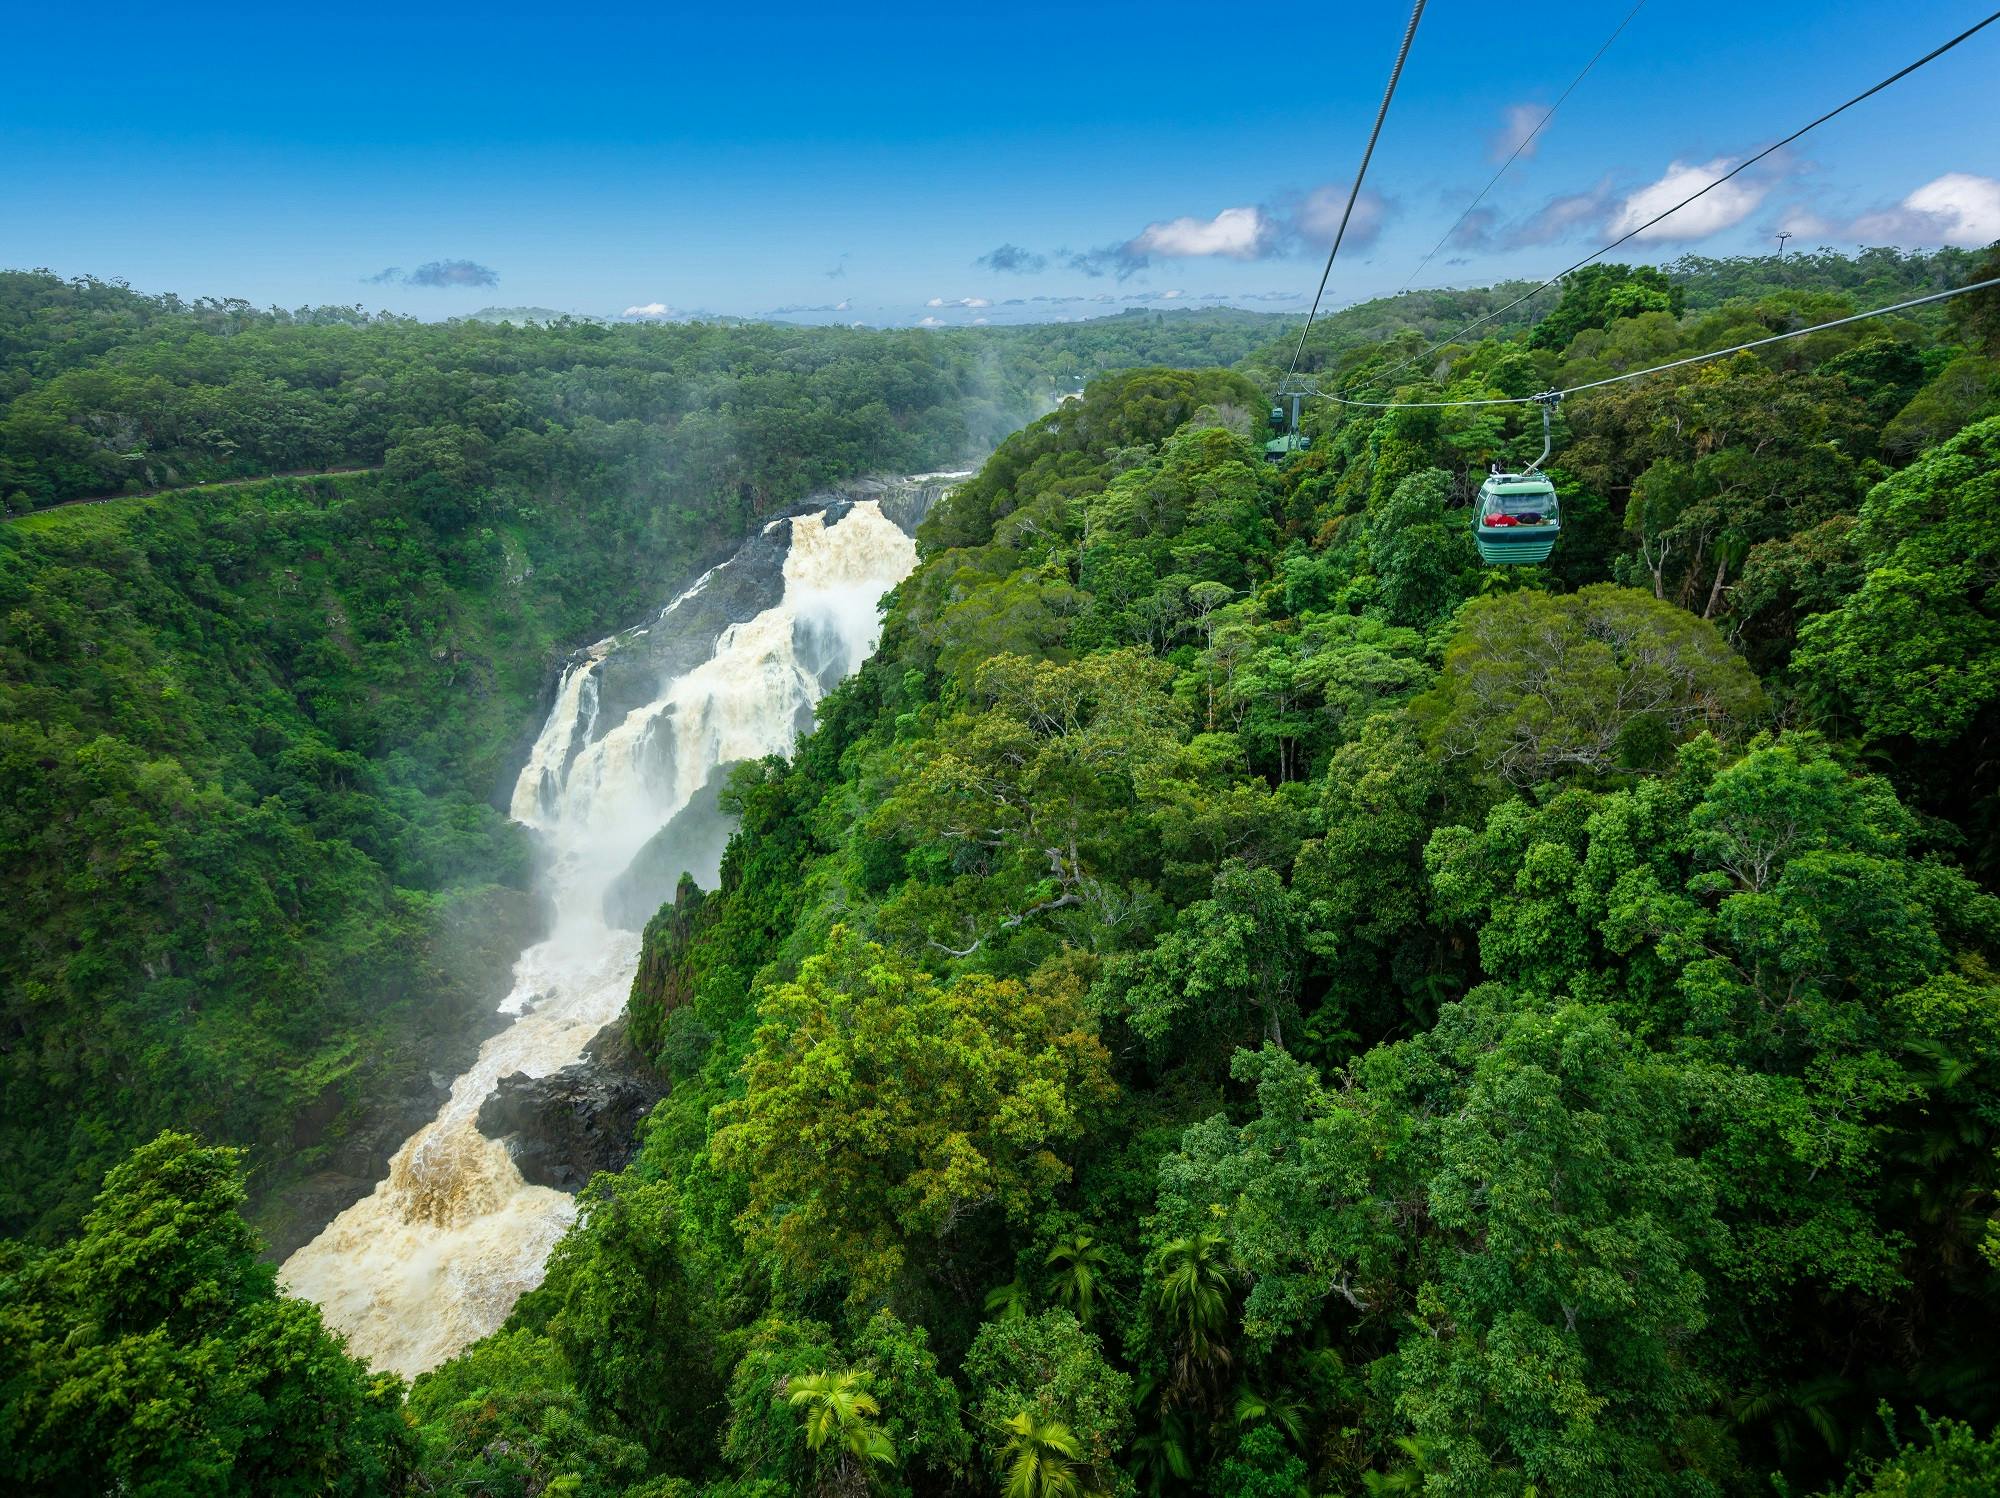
1473, 473, 1559, 564
1264, 432, 1310, 463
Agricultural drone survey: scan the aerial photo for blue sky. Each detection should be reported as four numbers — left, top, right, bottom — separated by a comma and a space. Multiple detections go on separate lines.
4, 0, 1996, 325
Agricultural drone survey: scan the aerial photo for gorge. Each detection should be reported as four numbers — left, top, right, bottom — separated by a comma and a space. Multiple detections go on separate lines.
278, 477, 955, 1375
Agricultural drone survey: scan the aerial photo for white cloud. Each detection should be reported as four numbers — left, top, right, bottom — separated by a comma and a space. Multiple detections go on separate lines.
925, 296, 991, 309
768, 299, 853, 316
916, 315, 945, 327
1852, 173, 2000, 248
1080, 183, 1393, 276
623, 301, 674, 318
1128, 204, 1278, 260
1608, 158, 1767, 242
1512, 184, 1613, 247
972, 317, 989, 325
1771, 208, 1831, 239
1292, 187, 1387, 249
1489, 102, 1546, 164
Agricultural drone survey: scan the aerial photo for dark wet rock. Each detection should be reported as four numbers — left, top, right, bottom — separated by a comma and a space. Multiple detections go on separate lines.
602, 760, 742, 930
591, 518, 794, 735
256, 884, 548, 1260
877, 478, 952, 536
810, 473, 962, 537
475, 1019, 665, 1191
266, 1172, 379, 1257
497, 472, 963, 810
265, 1048, 483, 1258
261, 1067, 467, 1260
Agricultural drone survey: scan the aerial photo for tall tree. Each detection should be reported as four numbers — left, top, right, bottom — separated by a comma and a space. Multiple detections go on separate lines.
0, 1133, 411, 1496
711, 928, 1114, 1298
1411, 584, 1765, 790
1149, 1231, 1237, 1402
1044, 1232, 1114, 1326
787, 1369, 897, 1494
999, 1411, 1102, 1498
539, 1173, 720, 1472
966, 1310, 1133, 1485
1796, 415, 2000, 744
1529, 263, 1684, 352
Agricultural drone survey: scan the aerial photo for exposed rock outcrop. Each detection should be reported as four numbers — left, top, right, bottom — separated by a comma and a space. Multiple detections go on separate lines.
815, 472, 962, 537
590, 518, 795, 734
259, 883, 549, 1260
474, 1018, 665, 1191
629, 876, 707, 1057
601, 760, 742, 930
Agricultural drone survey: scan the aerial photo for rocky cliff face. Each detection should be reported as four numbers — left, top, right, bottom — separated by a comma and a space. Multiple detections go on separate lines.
474, 1019, 666, 1191
568, 474, 954, 768
602, 761, 740, 931
588, 518, 795, 738
259, 883, 550, 1260
815, 472, 960, 537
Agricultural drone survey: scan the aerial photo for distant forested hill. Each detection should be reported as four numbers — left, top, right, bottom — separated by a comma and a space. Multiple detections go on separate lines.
0, 272, 1288, 512
1237, 244, 1982, 378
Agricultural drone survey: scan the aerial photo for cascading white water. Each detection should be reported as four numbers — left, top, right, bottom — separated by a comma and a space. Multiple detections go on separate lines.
280, 500, 919, 1376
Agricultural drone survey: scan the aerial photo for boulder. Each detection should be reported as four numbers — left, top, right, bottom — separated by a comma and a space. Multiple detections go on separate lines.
475, 1018, 665, 1191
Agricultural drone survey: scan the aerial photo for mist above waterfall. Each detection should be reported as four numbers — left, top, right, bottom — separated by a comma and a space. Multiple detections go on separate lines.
280, 493, 934, 1376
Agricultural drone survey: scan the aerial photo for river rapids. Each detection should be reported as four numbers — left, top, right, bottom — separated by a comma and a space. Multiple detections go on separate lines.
281, 483, 951, 1375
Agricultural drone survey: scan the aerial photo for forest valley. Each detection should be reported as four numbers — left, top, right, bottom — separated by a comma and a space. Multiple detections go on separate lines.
4, 245, 2000, 1496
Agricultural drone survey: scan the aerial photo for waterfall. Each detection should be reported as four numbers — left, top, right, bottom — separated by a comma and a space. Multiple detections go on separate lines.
280, 495, 929, 1377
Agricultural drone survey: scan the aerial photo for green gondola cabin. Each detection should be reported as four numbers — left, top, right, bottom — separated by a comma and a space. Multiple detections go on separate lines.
1473, 472, 1559, 564
1265, 388, 1312, 463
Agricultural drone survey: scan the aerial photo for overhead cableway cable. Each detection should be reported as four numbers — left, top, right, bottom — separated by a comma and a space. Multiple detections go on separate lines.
1396, 0, 1648, 297
1313, 275, 2000, 410
1281, 0, 1429, 390
1360, 7, 2000, 391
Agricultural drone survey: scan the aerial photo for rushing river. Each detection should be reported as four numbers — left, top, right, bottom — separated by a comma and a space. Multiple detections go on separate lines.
281, 484, 949, 1375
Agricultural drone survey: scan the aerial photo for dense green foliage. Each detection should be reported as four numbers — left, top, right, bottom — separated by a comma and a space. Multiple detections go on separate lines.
11, 248, 2000, 1495
0, 1134, 410, 1493
0, 271, 1284, 512
0, 274, 1277, 1243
